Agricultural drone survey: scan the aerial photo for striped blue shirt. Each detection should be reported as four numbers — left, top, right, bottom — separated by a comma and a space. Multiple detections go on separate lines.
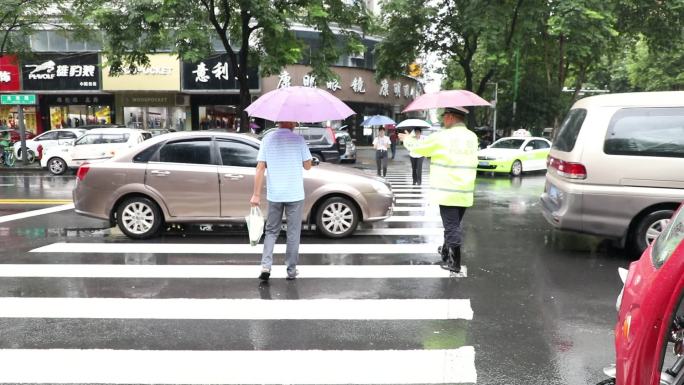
257, 128, 312, 202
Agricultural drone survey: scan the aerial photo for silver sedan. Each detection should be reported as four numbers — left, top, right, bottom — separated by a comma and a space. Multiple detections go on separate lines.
73, 132, 394, 239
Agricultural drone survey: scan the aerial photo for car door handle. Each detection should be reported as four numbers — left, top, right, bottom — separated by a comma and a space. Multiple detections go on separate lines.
223, 173, 244, 180
150, 170, 171, 176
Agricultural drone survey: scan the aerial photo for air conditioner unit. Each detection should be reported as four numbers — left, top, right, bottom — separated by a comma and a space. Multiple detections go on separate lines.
175, 95, 190, 106
349, 51, 364, 60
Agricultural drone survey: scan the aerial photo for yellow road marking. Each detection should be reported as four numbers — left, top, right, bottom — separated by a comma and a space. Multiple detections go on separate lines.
0, 199, 72, 205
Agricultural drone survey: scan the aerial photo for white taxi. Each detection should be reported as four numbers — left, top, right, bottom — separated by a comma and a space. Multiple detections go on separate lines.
41, 128, 151, 175
13, 128, 86, 162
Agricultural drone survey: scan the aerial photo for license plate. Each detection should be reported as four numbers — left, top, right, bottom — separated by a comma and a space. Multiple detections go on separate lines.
548, 185, 560, 204
478, 161, 489, 167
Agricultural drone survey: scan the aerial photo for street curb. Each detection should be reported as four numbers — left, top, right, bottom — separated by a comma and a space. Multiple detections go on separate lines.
0, 167, 46, 173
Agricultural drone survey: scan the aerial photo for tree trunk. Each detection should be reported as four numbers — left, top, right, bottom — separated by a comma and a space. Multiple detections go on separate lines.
237, 9, 252, 133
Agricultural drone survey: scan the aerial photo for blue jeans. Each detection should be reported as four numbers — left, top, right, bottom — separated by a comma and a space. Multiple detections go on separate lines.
261, 200, 304, 275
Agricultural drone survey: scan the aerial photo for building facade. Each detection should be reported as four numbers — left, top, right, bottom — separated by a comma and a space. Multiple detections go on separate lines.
0, 27, 422, 140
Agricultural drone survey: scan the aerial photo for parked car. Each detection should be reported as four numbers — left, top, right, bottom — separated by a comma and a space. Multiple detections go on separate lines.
78, 124, 126, 130
0, 128, 36, 143
540, 91, 684, 254
477, 136, 552, 176
598, 202, 684, 385
72, 132, 394, 239
259, 125, 346, 163
13, 128, 86, 162
41, 128, 150, 175
337, 130, 357, 163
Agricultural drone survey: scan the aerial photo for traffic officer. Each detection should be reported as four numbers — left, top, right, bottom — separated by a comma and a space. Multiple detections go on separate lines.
398, 107, 478, 273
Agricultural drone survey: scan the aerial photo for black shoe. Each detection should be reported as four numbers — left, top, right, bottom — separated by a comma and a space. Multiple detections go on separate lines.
438, 244, 449, 262
258, 268, 271, 281
449, 246, 462, 272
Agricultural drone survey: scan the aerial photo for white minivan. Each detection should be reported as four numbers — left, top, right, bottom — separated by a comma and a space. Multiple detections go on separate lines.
41, 128, 151, 175
540, 91, 684, 254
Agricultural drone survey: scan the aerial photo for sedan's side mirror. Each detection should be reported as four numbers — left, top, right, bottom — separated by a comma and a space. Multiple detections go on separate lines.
312, 158, 321, 166
524, 146, 533, 152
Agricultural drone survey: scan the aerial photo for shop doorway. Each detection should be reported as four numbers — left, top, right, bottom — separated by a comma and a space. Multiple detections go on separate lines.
199, 105, 236, 131
49, 105, 111, 129
124, 106, 187, 131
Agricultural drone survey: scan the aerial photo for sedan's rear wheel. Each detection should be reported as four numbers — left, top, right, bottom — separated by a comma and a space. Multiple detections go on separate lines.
117, 197, 163, 239
48, 157, 67, 175
316, 197, 359, 238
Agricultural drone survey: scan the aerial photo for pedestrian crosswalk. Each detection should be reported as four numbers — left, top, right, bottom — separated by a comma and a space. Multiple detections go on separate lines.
0, 169, 477, 384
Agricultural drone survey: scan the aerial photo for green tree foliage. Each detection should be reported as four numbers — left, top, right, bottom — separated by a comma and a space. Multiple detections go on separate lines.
0, 0, 70, 58
378, 0, 682, 133
72, 0, 371, 130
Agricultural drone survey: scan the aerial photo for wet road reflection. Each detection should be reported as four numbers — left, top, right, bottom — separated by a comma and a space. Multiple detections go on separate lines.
0, 168, 629, 385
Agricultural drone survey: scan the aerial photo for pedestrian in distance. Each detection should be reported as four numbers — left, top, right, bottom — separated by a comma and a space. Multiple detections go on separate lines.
373, 127, 391, 177
399, 107, 478, 273
389, 129, 398, 159
251, 121, 313, 282
409, 127, 426, 185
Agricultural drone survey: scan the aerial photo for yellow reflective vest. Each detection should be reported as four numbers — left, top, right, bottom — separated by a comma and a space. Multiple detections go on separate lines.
402, 123, 478, 207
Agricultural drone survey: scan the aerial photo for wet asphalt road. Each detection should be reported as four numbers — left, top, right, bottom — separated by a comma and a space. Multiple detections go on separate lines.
0, 148, 630, 385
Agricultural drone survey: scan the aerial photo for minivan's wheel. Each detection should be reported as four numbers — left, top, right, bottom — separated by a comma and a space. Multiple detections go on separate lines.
116, 197, 163, 239
47, 157, 67, 175
316, 197, 359, 238
510, 160, 523, 177
631, 209, 674, 255
312, 153, 324, 163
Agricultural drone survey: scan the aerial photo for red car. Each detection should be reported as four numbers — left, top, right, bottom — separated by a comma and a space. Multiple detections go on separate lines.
0, 129, 36, 143
601, 203, 684, 385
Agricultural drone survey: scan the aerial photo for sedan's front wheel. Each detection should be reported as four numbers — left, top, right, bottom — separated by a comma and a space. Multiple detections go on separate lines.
316, 197, 359, 238
116, 197, 163, 239
510, 160, 523, 177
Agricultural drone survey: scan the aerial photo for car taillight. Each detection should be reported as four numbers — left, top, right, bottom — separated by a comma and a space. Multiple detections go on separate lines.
548, 156, 587, 179
76, 164, 90, 181
37, 145, 43, 160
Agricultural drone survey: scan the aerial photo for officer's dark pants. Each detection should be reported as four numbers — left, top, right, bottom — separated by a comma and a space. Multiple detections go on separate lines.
439, 205, 467, 247
410, 157, 423, 184
376, 150, 388, 176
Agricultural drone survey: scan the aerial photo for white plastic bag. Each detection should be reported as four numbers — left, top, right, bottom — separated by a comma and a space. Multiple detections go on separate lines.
245, 206, 265, 246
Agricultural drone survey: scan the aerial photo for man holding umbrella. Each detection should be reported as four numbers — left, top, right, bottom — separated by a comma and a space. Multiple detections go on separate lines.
245, 86, 355, 281
399, 107, 478, 273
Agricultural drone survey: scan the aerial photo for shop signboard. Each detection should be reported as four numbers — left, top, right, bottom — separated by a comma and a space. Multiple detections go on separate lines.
1, 94, 37, 105
21, 53, 100, 91
103, 54, 181, 91
182, 54, 259, 91
0, 55, 21, 92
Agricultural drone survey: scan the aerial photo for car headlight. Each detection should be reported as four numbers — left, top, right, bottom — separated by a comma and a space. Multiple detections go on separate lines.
371, 179, 391, 194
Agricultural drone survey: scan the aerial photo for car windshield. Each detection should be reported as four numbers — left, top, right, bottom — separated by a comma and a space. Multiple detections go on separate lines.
652, 206, 684, 269
491, 139, 524, 149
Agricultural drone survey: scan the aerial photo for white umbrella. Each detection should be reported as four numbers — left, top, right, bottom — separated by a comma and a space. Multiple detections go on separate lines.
396, 119, 431, 128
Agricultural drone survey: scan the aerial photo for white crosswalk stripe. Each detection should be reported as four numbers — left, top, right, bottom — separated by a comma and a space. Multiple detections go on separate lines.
31, 242, 439, 254
0, 264, 458, 278
0, 348, 477, 384
386, 215, 442, 222
0, 297, 473, 320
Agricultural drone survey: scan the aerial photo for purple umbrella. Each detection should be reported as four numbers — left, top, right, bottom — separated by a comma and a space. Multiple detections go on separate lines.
249, 122, 260, 129
403, 89, 490, 112
245, 86, 355, 122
